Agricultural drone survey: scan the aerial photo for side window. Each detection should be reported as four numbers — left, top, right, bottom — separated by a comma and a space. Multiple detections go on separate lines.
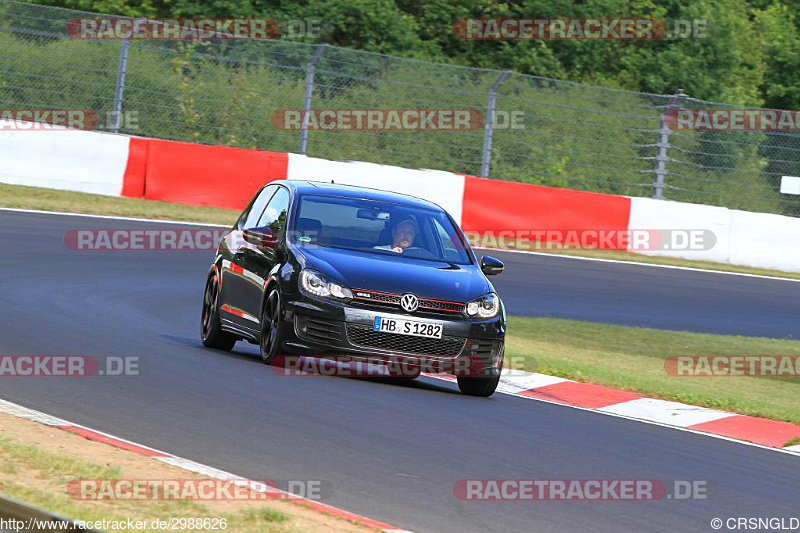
241, 185, 277, 229
432, 217, 459, 255
431, 214, 468, 262
257, 187, 291, 235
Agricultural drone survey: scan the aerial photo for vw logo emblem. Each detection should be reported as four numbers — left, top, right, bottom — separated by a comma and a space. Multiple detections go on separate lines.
400, 293, 419, 313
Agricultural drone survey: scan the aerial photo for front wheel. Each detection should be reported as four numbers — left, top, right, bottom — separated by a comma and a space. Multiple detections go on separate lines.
457, 375, 500, 397
201, 273, 237, 351
259, 288, 284, 365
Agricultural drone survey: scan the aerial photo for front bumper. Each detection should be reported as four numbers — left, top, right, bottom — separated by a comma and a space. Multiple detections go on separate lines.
281, 296, 505, 377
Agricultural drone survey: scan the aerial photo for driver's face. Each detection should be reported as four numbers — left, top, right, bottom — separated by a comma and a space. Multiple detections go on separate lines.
393, 223, 416, 249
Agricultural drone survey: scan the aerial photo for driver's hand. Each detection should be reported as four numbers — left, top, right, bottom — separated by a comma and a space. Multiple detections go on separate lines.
392, 246, 403, 253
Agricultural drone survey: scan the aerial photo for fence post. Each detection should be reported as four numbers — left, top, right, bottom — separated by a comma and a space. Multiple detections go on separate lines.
653, 89, 686, 199
481, 71, 511, 178
111, 39, 129, 134
300, 43, 328, 154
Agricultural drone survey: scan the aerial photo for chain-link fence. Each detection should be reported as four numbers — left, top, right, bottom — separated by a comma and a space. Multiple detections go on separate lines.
1, 0, 799, 216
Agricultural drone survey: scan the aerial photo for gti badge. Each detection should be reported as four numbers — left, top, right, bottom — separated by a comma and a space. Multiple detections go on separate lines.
400, 293, 419, 313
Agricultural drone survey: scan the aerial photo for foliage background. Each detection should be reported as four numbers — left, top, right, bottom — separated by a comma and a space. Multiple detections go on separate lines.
4, 0, 799, 215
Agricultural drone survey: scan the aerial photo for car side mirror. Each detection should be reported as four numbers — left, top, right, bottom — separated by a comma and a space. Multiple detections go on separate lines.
243, 227, 278, 249
480, 255, 504, 275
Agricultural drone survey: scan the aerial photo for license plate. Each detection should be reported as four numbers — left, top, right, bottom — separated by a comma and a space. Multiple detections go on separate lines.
373, 316, 443, 339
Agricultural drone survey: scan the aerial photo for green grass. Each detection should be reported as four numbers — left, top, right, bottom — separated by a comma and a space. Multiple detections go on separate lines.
505, 317, 800, 429
0, 436, 122, 481
2, 182, 799, 280
0, 435, 296, 532
0, 183, 239, 226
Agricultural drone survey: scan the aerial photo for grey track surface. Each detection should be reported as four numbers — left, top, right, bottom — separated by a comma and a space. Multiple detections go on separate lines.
0, 210, 797, 533
484, 250, 800, 339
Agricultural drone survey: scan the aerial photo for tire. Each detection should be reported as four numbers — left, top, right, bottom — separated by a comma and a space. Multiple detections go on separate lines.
259, 288, 284, 365
457, 374, 500, 397
201, 272, 237, 351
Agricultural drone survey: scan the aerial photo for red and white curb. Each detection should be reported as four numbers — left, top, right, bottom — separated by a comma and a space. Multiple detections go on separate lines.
425, 371, 800, 454
0, 399, 411, 533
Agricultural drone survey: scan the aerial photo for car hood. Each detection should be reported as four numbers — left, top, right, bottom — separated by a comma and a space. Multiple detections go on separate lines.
296, 245, 492, 303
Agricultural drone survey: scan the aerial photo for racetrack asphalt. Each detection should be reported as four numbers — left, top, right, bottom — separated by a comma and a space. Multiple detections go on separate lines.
0, 210, 797, 532
483, 248, 800, 339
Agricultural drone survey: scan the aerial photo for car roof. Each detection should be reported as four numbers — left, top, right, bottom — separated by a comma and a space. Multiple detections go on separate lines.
279, 180, 445, 211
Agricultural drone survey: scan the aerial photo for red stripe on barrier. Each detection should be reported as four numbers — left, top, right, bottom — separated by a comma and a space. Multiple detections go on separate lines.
120, 137, 149, 198
460, 175, 632, 250
687, 415, 800, 448
143, 139, 288, 210
52, 425, 168, 457
519, 381, 643, 408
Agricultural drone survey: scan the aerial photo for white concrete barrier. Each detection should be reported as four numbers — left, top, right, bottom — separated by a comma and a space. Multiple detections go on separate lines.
629, 196, 800, 272
0, 121, 129, 196
728, 210, 800, 272
287, 153, 466, 223
627, 197, 733, 263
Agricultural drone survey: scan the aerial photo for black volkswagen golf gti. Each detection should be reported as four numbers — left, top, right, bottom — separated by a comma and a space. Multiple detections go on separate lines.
201, 180, 506, 396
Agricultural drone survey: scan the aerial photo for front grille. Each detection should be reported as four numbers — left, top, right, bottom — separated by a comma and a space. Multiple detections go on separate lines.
419, 299, 463, 313
354, 291, 400, 304
345, 323, 465, 357
352, 289, 464, 316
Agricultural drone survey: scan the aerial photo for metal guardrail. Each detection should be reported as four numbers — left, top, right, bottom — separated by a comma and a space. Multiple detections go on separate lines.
0, 496, 101, 532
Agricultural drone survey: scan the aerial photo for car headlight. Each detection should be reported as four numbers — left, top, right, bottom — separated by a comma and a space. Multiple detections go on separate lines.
464, 292, 500, 319
299, 269, 353, 300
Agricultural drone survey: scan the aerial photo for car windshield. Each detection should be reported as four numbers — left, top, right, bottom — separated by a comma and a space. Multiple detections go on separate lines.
292, 194, 472, 264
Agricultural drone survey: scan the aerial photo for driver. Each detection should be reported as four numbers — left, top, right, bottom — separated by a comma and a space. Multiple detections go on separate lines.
376, 218, 418, 253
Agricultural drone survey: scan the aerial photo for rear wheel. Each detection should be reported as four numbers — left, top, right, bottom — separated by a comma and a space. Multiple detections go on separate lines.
457, 375, 500, 397
259, 288, 284, 364
201, 273, 236, 351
